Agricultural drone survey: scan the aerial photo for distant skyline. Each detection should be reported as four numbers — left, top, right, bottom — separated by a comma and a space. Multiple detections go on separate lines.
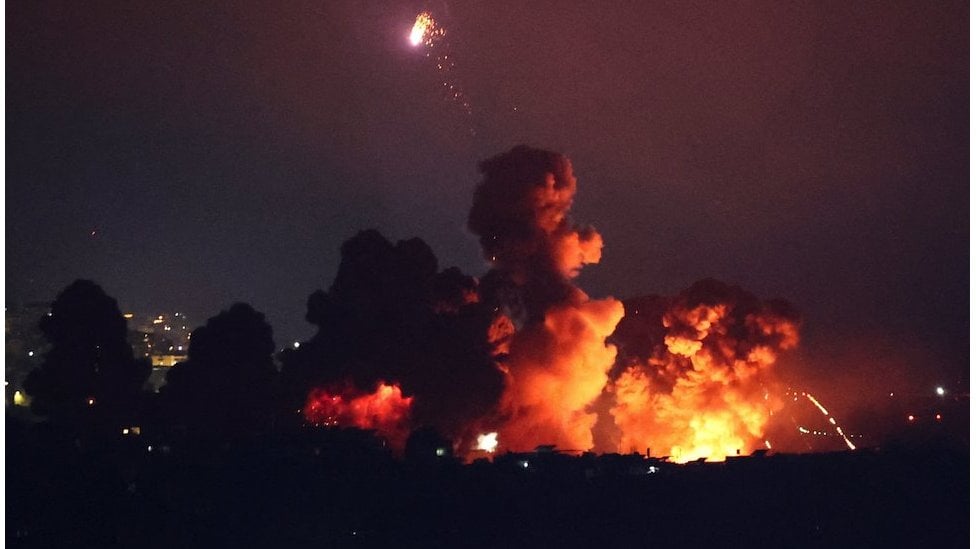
7, 1, 968, 413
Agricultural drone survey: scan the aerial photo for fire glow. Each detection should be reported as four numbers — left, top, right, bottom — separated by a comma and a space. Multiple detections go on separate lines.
304, 381, 413, 450
298, 146, 855, 464
609, 288, 799, 463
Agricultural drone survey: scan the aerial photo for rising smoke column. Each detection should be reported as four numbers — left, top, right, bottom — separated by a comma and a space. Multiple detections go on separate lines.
608, 279, 799, 462
468, 146, 624, 452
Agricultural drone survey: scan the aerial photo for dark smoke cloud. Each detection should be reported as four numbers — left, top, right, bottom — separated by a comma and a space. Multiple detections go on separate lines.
468, 145, 604, 322
281, 229, 504, 440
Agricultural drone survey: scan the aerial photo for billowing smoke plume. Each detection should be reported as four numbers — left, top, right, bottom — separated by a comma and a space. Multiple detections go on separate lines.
607, 279, 800, 461
468, 146, 624, 452
288, 145, 801, 462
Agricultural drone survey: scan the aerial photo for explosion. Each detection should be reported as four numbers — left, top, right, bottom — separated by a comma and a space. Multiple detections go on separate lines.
304, 381, 413, 451
607, 280, 799, 462
291, 145, 832, 464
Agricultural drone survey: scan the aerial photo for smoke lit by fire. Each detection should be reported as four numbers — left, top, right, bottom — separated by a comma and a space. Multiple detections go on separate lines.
608, 281, 799, 462
293, 146, 845, 463
469, 147, 623, 452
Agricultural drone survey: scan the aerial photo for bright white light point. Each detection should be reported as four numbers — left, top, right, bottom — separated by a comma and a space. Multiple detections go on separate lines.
293, 341, 301, 349
935, 386, 945, 396
27, 351, 34, 357
409, 27, 423, 46
476, 432, 498, 453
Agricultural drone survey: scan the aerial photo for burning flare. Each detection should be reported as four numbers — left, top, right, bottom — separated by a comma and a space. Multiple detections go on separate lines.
409, 11, 439, 47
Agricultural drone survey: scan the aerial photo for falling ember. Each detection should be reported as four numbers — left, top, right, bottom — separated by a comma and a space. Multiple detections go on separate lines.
476, 432, 499, 453
304, 381, 413, 451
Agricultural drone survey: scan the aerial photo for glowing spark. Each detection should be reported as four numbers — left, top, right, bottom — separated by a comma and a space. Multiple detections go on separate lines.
476, 432, 499, 453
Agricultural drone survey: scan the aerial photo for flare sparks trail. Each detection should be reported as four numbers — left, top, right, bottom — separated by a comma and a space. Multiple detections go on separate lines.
787, 390, 857, 451
408, 11, 473, 119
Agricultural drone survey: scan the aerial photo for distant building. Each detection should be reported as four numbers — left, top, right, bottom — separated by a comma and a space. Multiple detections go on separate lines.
125, 312, 194, 392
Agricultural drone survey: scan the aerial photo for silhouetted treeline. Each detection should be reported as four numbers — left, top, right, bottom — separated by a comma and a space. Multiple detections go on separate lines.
6, 417, 968, 547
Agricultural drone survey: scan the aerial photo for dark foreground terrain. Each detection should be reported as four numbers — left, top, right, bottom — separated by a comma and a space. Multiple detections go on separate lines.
7, 420, 969, 548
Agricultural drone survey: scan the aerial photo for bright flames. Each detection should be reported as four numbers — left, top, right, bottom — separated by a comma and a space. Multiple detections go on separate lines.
304, 381, 413, 451
609, 286, 799, 463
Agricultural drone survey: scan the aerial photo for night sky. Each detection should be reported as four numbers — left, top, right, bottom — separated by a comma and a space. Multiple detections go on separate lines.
7, 1, 968, 402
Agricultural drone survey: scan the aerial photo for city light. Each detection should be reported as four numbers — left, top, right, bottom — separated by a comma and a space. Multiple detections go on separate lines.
935, 386, 945, 396
293, 341, 301, 349
27, 351, 34, 357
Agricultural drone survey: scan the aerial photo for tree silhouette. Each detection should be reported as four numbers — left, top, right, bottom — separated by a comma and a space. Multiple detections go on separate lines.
24, 279, 150, 431
161, 303, 277, 438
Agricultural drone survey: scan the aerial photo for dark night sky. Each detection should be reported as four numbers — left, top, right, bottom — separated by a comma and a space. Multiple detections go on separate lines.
7, 1, 969, 398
